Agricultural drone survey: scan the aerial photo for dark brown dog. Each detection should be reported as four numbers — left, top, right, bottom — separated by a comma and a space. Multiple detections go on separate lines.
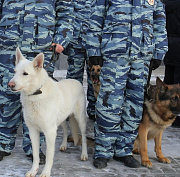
89, 61, 101, 99
133, 77, 180, 168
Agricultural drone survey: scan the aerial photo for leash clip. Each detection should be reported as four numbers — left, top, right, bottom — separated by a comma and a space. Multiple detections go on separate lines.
51, 45, 60, 63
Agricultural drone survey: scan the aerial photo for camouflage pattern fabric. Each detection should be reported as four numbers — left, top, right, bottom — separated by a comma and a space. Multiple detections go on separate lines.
0, 0, 74, 155
65, 0, 96, 117
0, 52, 48, 155
86, 0, 168, 159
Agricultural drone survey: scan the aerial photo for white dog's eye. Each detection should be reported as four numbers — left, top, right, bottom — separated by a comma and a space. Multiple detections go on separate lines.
23, 72, 28, 76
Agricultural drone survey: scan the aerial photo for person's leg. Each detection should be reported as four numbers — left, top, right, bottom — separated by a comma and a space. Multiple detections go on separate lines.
172, 65, 180, 127
114, 59, 149, 168
164, 65, 174, 84
0, 51, 21, 161
66, 47, 85, 83
94, 55, 130, 168
93, 122, 117, 168
173, 65, 180, 84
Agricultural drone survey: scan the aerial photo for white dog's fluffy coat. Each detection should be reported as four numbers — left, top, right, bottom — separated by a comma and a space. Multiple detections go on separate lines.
8, 48, 88, 177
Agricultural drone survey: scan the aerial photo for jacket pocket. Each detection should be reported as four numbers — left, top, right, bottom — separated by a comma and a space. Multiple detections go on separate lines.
33, 17, 55, 50
101, 33, 128, 55
0, 14, 20, 46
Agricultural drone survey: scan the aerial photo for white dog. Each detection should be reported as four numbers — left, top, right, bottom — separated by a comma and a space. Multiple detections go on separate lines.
8, 47, 88, 177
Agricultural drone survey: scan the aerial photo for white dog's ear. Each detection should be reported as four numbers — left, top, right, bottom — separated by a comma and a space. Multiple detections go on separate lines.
33, 53, 44, 70
15, 47, 24, 65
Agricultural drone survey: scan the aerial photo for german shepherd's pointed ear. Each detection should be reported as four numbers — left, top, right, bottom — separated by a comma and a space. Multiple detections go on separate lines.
15, 47, 25, 65
33, 53, 44, 71
156, 77, 168, 94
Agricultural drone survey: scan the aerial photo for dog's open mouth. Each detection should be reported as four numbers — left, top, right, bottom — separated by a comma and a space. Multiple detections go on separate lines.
92, 78, 100, 85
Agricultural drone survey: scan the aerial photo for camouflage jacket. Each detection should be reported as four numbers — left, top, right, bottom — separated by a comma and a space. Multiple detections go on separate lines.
86, 0, 168, 60
67, 0, 92, 47
0, 0, 74, 53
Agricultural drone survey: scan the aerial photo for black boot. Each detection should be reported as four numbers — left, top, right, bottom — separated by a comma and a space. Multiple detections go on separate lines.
114, 155, 141, 168
0, 151, 11, 161
93, 157, 108, 169
26, 152, 46, 165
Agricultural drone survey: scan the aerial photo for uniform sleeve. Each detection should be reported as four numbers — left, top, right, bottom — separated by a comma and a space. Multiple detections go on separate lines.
53, 0, 75, 49
86, 0, 107, 57
153, 0, 168, 60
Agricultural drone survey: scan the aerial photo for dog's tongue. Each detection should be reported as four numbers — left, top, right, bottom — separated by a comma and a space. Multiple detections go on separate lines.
93, 79, 99, 84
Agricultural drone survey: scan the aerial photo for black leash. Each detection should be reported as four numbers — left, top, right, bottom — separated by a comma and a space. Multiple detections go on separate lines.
145, 59, 154, 100
44, 45, 60, 70
44, 45, 60, 81
147, 59, 154, 88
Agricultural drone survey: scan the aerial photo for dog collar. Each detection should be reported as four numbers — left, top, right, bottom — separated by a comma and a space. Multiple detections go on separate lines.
31, 89, 42, 95
29, 88, 42, 96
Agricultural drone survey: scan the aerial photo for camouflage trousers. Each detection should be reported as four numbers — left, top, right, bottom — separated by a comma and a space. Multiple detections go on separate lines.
0, 48, 54, 155
94, 53, 150, 159
66, 45, 96, 117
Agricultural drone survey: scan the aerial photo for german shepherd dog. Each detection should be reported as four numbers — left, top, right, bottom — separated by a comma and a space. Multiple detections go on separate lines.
88, 61, 101, 99
133, 77, 180, 168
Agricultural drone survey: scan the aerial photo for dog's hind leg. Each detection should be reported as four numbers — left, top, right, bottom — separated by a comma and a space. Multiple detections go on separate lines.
154, 131, 171, 164
26, 128, 40, 177
74, 111, 88, 161
79, 118, 88, 161
69, 114, 79, 146
40, 128, 57, 177
60, 120, 68, 151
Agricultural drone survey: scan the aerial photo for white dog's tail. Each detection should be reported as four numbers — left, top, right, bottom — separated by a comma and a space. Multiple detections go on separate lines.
69, 114, 79, 146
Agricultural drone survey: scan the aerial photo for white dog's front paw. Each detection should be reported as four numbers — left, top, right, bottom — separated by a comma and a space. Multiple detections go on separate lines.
81, 153, 88, 161
60, 142, 67, 151
60, 145, 67, 151
26, 169, 38, 177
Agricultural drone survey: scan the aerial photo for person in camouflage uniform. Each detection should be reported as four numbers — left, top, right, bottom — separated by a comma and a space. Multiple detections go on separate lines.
87, 0, 168, 168
0, 0, 74, 162
64, 0, 97, 121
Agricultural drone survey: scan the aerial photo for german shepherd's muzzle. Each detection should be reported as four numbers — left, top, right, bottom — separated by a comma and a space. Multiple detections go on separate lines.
89, 61, 101, 99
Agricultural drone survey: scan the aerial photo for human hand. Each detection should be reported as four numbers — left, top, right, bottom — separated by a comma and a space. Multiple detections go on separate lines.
51, 43, 64, 53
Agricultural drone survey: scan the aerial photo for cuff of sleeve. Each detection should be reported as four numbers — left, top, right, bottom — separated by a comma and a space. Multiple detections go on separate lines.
53, 37, 69, 49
